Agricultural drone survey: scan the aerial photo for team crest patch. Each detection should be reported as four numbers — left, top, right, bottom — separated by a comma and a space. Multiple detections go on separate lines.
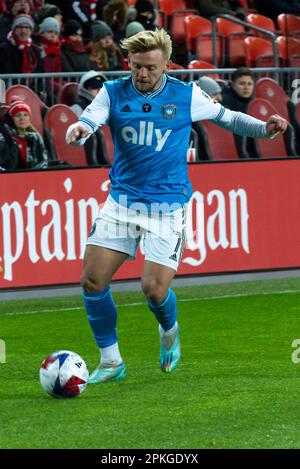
162, 104, 177, 119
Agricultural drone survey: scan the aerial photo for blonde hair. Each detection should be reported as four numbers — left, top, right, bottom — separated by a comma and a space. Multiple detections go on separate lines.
120, 28, 172, 60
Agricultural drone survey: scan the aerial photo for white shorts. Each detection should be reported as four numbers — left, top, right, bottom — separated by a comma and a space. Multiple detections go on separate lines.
87, 195, 186, 270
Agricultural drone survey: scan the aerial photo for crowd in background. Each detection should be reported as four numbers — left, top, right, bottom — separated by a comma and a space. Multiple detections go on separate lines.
0, 0, 299, 170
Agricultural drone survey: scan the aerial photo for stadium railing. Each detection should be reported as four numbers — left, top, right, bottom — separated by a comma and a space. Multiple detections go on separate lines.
0, 67, 299, 107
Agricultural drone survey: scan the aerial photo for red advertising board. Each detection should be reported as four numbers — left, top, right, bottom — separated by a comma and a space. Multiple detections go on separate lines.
1, 159, 300, 289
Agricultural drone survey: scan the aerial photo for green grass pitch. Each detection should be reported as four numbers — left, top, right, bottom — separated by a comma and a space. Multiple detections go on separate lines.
1, 277, 300, 449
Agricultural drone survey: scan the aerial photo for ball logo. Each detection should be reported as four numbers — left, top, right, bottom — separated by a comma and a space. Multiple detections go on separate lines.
162, 104, 176, 119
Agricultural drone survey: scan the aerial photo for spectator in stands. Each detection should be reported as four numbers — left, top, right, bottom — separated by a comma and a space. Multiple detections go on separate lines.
196, 0, 246, 20
37, 17, 62, 73
37, 3, 63, 29
125, 20, 145, 39
222, 67, 258, 158
222, 67, 254, 113
198, 76, 222, 102
69, 0, 105, 40
102, 0, 128, 43
0, 14, 44, 76
72, 70, 107, 116
0, 122, 19, 171
71, 70, 108, 164
253, 0, 300, 22
36, 17, 63, 101
0, 0, 32, 41
135, 0, 157, 30
7, 98, 48, 169
89, 20, 126, 71
61, 19, 90, 72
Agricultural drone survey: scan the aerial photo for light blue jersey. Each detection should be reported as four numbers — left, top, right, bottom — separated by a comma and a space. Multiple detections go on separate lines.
104, 75, 193, 208
72, 73, 269, 210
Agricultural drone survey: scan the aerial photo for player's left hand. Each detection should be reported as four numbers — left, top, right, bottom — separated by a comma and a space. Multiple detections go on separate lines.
266, 114, 288, 137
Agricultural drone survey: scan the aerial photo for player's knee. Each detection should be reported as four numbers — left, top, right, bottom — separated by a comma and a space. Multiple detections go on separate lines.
141, 278, 167, 303
80, 271, 107, 292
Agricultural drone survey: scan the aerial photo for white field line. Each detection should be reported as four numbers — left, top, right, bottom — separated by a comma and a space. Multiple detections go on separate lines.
1, 289, 300, 318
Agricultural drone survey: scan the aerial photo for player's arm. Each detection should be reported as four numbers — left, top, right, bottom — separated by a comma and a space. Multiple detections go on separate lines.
191, 83, 288, 139
66, 86, 110, 146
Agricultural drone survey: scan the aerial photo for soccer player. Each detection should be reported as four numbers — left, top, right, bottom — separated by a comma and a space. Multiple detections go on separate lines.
66, 29, 287, 383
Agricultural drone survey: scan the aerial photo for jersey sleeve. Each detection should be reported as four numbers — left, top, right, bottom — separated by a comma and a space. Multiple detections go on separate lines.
191, 82, 269, 138
78, 85, 111, 132
191, 82, 224, 122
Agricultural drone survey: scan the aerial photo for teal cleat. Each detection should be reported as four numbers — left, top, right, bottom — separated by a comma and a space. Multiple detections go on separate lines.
88, 362, 126, 384
160, 326, 181, 373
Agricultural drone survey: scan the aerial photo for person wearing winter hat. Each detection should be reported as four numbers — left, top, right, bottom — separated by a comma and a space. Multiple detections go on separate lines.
39, 17, 60, 35
7, 99, 48, 169
125, 21, 145, 39
61, 19, 90, 72
198, 76, 222, 102
91, 20, 113, 42
11, 13, 35, 31
72, 71, 107, 116
38, 3, 62, 28
102, 0, 128, 43
0, 12, 44, 75
9, 99, 31, 118
135, 0, 156, 30
62, 19, 83, 38
37, 17, 62, 97
0, 0, 31, 41
89, 20, 126, 71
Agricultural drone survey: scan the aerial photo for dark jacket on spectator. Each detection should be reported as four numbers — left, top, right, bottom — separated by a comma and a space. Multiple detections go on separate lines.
222, 83, 258, 158
0, 39, 44, 74
0, 123, 19, 171
61, 44, 90, 72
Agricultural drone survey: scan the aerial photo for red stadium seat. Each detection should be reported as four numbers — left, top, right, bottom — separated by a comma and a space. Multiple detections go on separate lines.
159, 0, 186, 16
57, 82, 79, 106
277, 14, 300, 38
255, 77, 290, 121
158, 0, 196, 34
188, 60, 220, 79
157, 10, 167, 29
5, 84, 47, 137
248, 98, 295, 157
276, 36, 300, 66
244, 36, 276, 67
200, 119, 240, 160
216, 17, 248, 66
184, 15, 223, 64
45, 104, 89, 166
255, 77, 300, 146
171, 9, 197, 43
246, 13, 277, 36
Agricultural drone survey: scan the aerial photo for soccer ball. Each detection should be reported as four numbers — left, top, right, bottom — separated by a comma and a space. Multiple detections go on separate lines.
39, 350, 89, 398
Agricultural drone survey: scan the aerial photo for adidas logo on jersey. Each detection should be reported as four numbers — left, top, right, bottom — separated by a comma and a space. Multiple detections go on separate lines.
121, 104, 131, 112
121, 121, 172, 151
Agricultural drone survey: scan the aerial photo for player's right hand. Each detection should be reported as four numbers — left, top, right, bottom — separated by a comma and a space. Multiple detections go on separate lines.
67, 125, 89, 144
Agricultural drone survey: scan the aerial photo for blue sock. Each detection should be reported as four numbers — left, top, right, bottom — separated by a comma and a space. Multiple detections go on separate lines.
147, 289, 177, 331
83, 288, 117, 348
